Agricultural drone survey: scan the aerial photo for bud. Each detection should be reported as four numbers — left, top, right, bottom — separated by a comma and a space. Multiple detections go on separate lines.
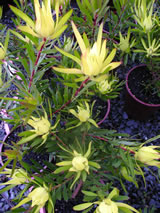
119, 31, 130, 53
28, 187, 49, 208
78, 106, 90, 122
97, 79, 112, 94
143, 15, 153, 32
96, 199, 118, 213
70, 153, 89, 173
135, 146, 160, 167
64, 37, 74, 52
28, 116, 51, 136
69, 102, 90, 122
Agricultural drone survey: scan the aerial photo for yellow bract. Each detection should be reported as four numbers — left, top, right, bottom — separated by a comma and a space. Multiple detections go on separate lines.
135, 146, 160, 167
53, 22, 121, 81
34, 0, 55, 38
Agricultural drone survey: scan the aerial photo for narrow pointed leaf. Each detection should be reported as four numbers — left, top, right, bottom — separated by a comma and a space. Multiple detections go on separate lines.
71, 21, 86, 54
53, 67, 82, 74
73, 203, 93, 211
10, 5, 34, 28
55, 46, 81, 65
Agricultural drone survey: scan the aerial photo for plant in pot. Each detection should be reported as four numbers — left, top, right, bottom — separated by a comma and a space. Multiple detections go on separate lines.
117, 0, 160, 120
1, 0, 160, 212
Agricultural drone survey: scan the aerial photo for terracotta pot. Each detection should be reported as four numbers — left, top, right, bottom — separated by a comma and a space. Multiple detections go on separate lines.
125, 64, 160, 120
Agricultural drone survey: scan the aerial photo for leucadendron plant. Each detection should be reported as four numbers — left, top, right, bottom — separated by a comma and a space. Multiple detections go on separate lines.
0, 0, 160, 212
117, 0, 160, 95
131, 0, 160, 96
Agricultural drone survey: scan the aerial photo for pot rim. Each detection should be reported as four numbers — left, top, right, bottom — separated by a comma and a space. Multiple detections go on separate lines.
126, 64, 160, 107
97, 99, 110, 126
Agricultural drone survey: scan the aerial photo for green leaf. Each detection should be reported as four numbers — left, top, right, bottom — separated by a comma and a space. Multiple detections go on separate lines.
56, 9, 73, 31
56, 186, 62, 201
4, 30, 10, 51
88, 161, 100, 169
54, 166, 71, 174
73, 203, 93, 211
18, 134, 37, 145
82, 190, 97, 197
0, 159, 12, 173
55, 46, 81, 65
63, 185, 68, 201
31, 137, 42, 148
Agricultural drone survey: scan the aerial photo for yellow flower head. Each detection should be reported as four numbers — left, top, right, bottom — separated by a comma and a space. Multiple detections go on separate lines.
81, 42, 106, 77
70, 151, 89, 173
70, 102, 90, 122
96, 199, 118, 213
74, 188, 139, 212
12, 186, 50, 212
53, 22, 121, 82
74, 22, 120, 79
10, 0, 72, 40
28, 115, 51, 136
18, 111, 59, 146
135, 146, 160, 167
28, 187, 49, 208
55, 142, 100, 188
69, 102, 98, 129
